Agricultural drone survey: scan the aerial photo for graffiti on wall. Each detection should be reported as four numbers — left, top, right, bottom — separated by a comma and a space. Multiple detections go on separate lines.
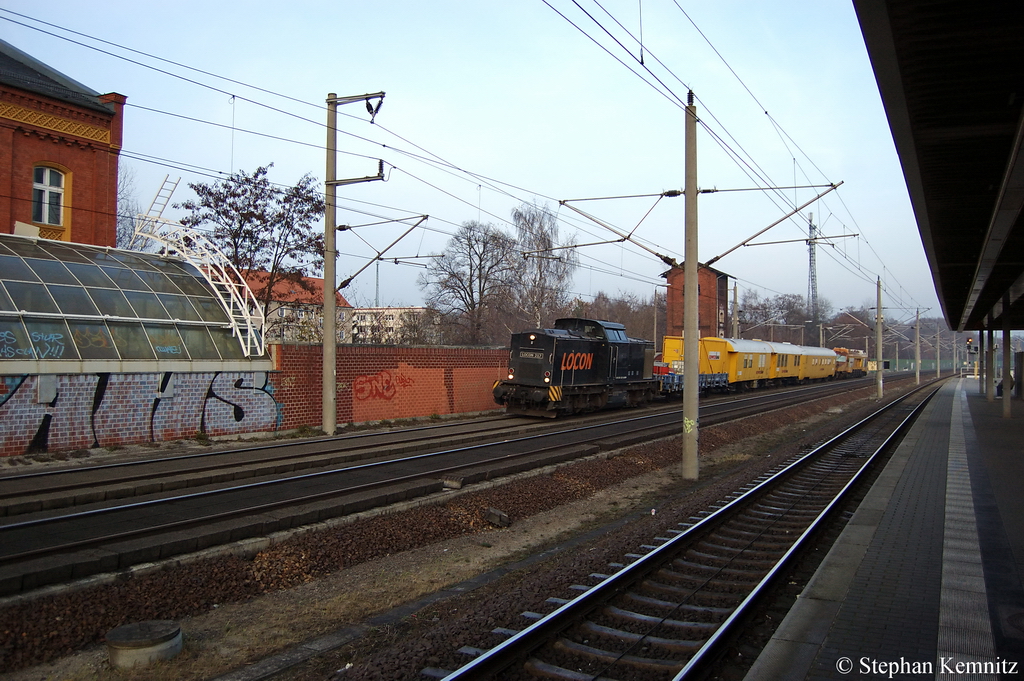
353, 370, 414, 401
0, 372, 280, 457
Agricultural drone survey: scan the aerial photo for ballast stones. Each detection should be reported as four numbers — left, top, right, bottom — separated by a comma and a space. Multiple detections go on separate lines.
105, 619, 182, 668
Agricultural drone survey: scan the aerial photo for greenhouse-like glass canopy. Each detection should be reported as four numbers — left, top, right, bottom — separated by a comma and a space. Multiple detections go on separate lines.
0, 233, 271, 373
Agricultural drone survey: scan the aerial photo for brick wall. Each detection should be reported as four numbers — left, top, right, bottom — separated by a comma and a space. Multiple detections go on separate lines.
271, 344, 509, 430
0, 371, 279, 458
0, 346, 509, 457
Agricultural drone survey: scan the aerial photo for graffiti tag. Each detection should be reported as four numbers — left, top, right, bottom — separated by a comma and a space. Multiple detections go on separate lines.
353, 370, 414, 401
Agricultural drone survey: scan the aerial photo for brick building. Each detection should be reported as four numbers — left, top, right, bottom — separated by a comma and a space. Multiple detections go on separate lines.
663, 262, 732, 339
0, 38, 125, 247
242, 271, 353, 343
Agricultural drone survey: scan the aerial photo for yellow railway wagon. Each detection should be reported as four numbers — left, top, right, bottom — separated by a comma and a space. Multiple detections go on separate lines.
834, 347, 868, 378
663, 336, 776, 387
799, 345, 838, 381
766, 342, 802, 383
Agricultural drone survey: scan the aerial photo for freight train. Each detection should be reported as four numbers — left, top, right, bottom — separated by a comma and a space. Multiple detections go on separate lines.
492, 319, 869, 416
659, 336, 867, 391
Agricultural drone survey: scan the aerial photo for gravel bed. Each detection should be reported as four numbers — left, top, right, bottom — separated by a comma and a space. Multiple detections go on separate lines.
0, 383, 908, 679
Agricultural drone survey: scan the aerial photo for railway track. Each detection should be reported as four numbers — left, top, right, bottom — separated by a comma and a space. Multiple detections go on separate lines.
0, 377, 876, 518
427, 381, 939, 680
0, 376, 886, 598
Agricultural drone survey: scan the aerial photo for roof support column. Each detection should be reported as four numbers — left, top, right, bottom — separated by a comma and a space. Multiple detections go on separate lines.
1003, 308, 1012, 417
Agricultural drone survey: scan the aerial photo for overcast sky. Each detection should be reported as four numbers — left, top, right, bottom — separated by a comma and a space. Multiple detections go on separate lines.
3, 1, 940, 326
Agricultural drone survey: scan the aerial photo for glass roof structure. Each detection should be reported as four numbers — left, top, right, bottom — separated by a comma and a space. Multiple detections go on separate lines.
0, 233, 271, 373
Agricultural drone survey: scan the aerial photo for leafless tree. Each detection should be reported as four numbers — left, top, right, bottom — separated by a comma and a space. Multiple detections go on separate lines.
418, 221, 519, 345
510, 202, 578, 329
396, 308, 443, 345
115, 163, 144, 250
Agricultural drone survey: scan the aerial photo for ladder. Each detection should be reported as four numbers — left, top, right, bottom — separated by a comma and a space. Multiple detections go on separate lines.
130, 176, 180, 251
146, 175, 180, 219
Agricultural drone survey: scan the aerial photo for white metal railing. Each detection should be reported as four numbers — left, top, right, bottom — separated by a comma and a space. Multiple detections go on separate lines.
133, 215, 266, 357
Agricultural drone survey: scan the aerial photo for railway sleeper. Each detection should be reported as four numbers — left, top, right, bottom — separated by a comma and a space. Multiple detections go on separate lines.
683, 549, 777, 571
653, 569, 758, 594
718, 536, 795, 554
640, 579, 744, 607
577, 620, 705, 654
761, 488, 823, 502
552, 638, 686, 673
698, 533, 793, 552
620, 592, 732, 621
732, 514, 811, 532
743, 503, 821, 519
770, 480, 849, 496
523, 657, 618, 680
693, 539, 776, 560
713, 525, 800, 542
602, 605, 719, 637
729, 520, 806, 536
670, 558, 767, 579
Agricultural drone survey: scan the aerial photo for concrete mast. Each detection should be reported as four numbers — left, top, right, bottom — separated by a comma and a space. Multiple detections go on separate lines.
682, 91, 699, 481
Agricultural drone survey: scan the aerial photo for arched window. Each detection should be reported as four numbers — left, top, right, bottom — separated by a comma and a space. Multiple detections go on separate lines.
33, 167, 64, 226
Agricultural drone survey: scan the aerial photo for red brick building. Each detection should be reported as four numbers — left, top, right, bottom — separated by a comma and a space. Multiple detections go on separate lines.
663, 262, 732, 339
242, 271, 354, 342
0, 38, 125, 246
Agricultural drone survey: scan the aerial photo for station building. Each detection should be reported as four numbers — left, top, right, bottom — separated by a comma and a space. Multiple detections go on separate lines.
0, 37, 125, 247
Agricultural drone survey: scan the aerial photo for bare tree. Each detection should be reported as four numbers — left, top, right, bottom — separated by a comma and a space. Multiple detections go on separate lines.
510, 202, 578, 328
396, 308, 442, 345
418, 221, 519, 345
175, 164, 325, 338
115, 163, 144, 250
570, 290, 660, 342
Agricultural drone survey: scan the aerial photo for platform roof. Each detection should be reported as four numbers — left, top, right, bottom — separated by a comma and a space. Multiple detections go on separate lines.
854, 1, 1024, 332
0, 234, 271, 374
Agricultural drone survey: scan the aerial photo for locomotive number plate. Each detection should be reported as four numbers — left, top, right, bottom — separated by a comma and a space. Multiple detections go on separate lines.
518, 350, 544, 360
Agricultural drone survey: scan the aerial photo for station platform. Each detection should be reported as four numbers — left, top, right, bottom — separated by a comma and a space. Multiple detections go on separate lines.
747, 378, 1024, 680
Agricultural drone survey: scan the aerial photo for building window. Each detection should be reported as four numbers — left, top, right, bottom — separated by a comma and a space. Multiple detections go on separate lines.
33, 167, 64, 226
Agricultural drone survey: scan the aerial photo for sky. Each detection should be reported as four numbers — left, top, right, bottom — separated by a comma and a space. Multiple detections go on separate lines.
3, 1, 941, 325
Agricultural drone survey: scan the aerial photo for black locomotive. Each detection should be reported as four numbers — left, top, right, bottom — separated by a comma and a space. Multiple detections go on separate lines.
492, 318, 658, 416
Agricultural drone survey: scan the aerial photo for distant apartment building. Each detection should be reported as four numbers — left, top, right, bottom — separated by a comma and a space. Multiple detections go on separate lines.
243, 271, 353, 343
0, 38, 126, 247
348, 306, 436, 345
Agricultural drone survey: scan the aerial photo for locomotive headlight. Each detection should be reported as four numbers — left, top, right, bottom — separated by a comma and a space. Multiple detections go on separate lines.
508, 368, 515, 380
529, 334, 536, 341
543, 370, 550, 383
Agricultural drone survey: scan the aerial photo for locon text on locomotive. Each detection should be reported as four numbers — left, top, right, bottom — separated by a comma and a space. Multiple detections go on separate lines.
559, 352, 594, 371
